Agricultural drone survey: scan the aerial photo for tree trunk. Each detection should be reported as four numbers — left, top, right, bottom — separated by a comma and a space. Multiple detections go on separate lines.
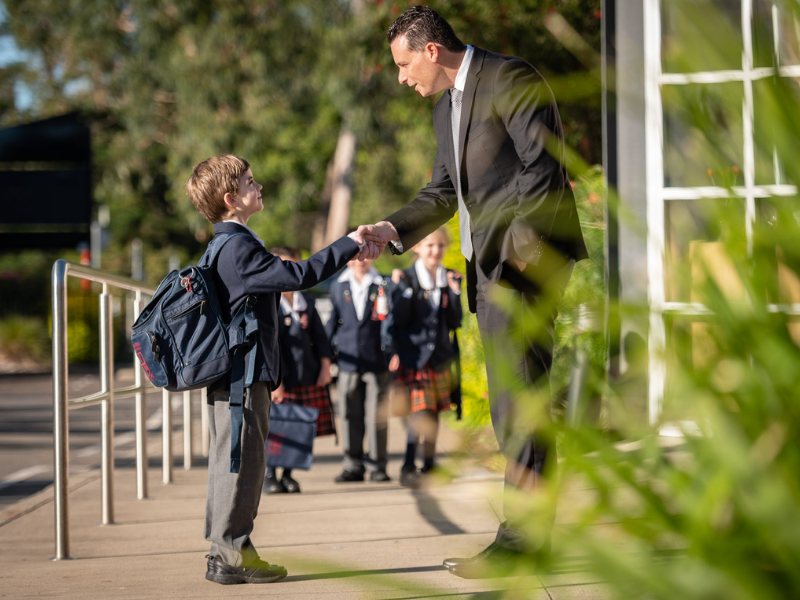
312, 127, 357, 251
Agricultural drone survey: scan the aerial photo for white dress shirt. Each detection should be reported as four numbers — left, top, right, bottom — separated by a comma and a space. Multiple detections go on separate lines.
338, 266, 383, 320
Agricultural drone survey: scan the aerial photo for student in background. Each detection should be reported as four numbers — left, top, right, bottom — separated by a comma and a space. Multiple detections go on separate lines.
263, 246, 337, 495
326, 258, 393, 483
388, 227, 462, 488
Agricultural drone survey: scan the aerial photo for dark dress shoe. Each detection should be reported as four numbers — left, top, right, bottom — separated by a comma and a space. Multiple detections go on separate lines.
334, 470, 364, 483
446, 543, 550, 579
262, 473, 286, 494
205, 554, 287, 584
370, 469, 391, 482
281, 474, 301, 493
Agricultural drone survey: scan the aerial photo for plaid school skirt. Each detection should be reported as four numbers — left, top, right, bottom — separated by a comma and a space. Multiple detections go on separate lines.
282, 385, 336, 437
395, 364, 454, 414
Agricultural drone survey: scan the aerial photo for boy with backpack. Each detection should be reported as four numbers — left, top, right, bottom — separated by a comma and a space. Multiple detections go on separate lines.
184, 154, 365, 585
388, 227, 462, 488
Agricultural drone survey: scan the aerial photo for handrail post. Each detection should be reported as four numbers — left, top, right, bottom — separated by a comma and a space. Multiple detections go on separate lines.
52, 260, 70, 560
200, 388, 209, 458
162, 389, 173, 484
99, 288, 115, 525
133, 292, 148, 500
183, 391, 193, 470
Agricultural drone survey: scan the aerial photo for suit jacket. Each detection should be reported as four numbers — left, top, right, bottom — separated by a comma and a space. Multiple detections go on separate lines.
211, 221, 359, 387
277, 293, 331, 389
388, 266, 462, 371
325, 275, 392, 373
385, 47, 589, 312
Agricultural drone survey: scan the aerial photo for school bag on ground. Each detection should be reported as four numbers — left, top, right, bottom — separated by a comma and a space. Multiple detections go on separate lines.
266, 403, 320, 471
130, 232, 257, 473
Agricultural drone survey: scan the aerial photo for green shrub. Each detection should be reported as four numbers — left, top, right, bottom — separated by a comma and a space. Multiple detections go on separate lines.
0, 316, 50, 362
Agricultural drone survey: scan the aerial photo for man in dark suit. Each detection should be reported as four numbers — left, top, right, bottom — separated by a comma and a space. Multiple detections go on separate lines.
357, 6, 588, 578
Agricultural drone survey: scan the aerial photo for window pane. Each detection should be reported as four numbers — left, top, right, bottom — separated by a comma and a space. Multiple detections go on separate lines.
664, 199, 746, 303
753, 77, 800, 185
753, 0, 777, 68
776, 0, 800, 66
753, 0, 800, 68
662, 0, 743, 73
663, 83, 743, 188
755, 197, 800, 304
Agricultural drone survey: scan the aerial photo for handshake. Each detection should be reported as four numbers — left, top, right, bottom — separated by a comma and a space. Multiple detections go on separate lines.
351, 221, 400, 261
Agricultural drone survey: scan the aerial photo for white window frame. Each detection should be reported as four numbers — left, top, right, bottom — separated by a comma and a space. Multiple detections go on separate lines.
643, 0, 800, 427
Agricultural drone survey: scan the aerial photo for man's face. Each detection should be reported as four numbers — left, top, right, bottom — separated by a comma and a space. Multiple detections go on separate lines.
235, 168, 263, 219
390, 35, 446, 98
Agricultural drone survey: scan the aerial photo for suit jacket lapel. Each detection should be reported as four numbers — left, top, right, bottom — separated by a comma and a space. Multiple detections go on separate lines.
457, 47, 485, 174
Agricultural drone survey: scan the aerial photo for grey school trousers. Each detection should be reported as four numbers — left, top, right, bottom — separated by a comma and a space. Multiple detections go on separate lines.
337, 370, 391, 473
204, 382, 271, 567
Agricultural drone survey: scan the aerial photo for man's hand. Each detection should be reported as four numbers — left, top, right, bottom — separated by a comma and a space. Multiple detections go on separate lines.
353, 221, 400, 261
391, 269, 405, 284
389, 354, 400, 372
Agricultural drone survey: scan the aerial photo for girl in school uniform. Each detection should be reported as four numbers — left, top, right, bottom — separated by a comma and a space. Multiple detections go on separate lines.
263, 246, 336, 494
388, 227, 462, 488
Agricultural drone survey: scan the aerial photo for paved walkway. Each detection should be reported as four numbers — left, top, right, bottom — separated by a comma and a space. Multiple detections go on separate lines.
0, 409, 610, 599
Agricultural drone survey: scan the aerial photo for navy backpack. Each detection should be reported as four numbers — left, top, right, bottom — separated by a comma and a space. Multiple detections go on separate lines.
131, 232, 257, 473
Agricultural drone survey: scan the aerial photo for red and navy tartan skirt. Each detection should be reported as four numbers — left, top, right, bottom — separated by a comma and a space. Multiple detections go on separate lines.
396, 364, 454, 414
282, 385, 336, 437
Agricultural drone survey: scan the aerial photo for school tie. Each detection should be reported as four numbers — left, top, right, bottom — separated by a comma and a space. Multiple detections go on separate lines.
451, 88, 473, 260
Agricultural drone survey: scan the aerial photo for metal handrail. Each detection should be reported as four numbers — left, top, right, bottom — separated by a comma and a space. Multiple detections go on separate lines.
51, 259, 205, 561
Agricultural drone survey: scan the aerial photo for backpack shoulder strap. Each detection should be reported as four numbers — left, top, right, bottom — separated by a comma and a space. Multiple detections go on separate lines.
197, 232, 246, 269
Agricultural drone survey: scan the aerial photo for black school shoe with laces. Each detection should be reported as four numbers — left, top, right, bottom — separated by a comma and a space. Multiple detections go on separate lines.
444, 540, 551, 579
205, 554, 288, 584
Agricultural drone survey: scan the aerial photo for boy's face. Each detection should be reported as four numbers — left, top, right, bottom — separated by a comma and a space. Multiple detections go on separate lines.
347, 257, 372, 275
413, 232, 448, 272
233, 168, 263, 221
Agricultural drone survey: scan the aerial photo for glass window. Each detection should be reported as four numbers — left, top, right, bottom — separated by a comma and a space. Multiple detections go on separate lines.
662, 0, 743, 73
754, 197, 800, 304
665, 199, 746, 303
663, 83, 743, 188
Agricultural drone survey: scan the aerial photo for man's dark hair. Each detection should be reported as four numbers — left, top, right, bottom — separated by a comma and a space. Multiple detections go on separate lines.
387, 6, 465, 53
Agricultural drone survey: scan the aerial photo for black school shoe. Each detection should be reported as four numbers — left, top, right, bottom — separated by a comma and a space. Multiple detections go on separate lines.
281, 474, 301, 493
262, 473, 286, 494
205, 555, 287, 584
399, 465, 421, 489
334, 470, 365, 483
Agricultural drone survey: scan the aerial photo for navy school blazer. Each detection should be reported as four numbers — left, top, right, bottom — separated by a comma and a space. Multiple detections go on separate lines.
211, 221, 359, 387
325, 275, 393, 373
388, 266, 462, 371
277, 293, 331, 389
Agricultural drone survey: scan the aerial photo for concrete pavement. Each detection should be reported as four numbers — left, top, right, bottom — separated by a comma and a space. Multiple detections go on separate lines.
0, 409, 611, 599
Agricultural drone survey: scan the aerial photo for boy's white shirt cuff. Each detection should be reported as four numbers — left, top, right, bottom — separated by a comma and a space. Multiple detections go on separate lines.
346, 232, 366, 249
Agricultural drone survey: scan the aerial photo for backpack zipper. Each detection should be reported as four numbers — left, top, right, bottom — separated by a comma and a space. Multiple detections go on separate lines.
169, 300, 206, 320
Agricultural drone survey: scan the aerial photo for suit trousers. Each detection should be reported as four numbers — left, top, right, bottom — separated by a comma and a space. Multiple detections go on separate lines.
475, 260, 573, 552
337, 369, 391, 473
204, 381, 271, 566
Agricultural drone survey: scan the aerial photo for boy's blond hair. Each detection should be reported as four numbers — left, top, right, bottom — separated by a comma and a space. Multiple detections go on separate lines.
269, 246, 301, 261
185, 154, 250, 223
413, 225, 450, 250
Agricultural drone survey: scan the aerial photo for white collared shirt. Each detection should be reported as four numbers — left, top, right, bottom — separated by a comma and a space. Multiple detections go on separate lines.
279, 292, 308, 323
222, 219, 265, 247
414, 260, 448, 307
454, 45, 474, 92
338, 266, 383, 320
